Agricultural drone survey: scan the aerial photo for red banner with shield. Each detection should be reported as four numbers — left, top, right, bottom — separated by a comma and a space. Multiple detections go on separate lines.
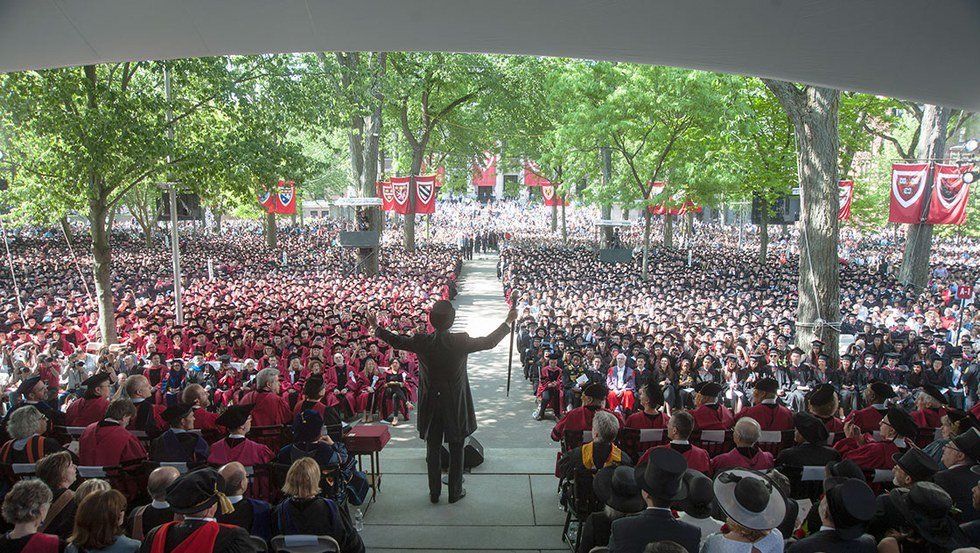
927, 164, 972, 225
838, 180, 854, 220
889, 163, 930, 223
415, 175, 437, 214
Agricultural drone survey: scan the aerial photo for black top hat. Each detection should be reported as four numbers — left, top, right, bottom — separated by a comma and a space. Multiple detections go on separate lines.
593, 465, 645, 514
824, 478, 876, 540
920, 385, 947, 405
793, 412, 829, 444
161, 403, 194, 425
889, 483, 969, 549
215, 404, 254, 430
428, 300, 455, 331
754, 378, 779, 394
583, 383, 608, 400
15, 376, 43, 398
81, 372, 111, 388
634, 448, 688, 502
696, 382, 722, 398
950, 427, 980, 462
166, 468, 233, 515
886, 406, 918, 438
713, 469, 786, 531
826, 459, 864, 481
892, 448, 941, 482
869, 381, 897, 400
807, 383, 837, 407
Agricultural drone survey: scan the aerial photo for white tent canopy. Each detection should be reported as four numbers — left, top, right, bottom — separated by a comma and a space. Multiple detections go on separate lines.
1, 0, 978, 111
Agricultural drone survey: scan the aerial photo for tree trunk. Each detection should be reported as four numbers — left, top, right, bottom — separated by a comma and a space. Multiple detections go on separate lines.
404, 151, 423, 253
59, 216, 73, 249
142, 224, 153, 248
265, 212, 277, 249
550, 203, 558, 232
561, 200, 567, 245
684, 212, 694, 248
764, 80, 841, 358
215, 211, 223, 234
600, 204, 613, 247
664, 214, 674, 249
898, 104, 951, 290
641, 209, 652, 279
758, 197, 769, 264
89, 197, 117, 345
600, 147, 614, 246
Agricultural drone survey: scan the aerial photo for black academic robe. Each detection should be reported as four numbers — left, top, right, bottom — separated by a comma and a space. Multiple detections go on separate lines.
216, 498, 272, 541
787, 530, 877, 553
271, 497, 364, 553
149, 430, 209, 464
127, 504, 175, 540
376, 323, 510, 441
42, 489, 76, 540
138, 520, 254, 553
933, 464, 980, 522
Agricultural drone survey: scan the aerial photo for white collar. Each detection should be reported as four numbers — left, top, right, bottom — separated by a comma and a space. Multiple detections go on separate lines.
183, 517, 216, 522
819, 525, 835, 532
761, 399, 777, 405
670, 440, 689, 445
104, 418, 121, 424
227, 495, 244, 505
228, 434, 246, 439
151, 500, 170, 509
645, 507, 672, 513
171, 428, 186, 434
132, 397, 145, 404
893, 437, 907, 448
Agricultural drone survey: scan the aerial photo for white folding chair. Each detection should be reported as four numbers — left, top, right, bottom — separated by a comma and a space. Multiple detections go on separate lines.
872, 469, 894, 483
77, 466, 108, 479
639, 428, 664, 442
271, 534, 340, 553
700, 430, 725, 443
10, 463, 35, 476
800, 466, 825, 482
758, 430, 782, 444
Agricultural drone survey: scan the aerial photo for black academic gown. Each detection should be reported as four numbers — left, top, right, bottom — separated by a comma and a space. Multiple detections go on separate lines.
376, 323, 510, 441
787, 530, 877, 553
933, 464, 980, 523
149, 430, 209, 464
138, 519, 254, 553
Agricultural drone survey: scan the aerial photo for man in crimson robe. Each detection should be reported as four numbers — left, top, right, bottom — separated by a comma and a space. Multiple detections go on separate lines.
710, 417, 775, 473
207, 405, 274, 466
238, 368, 291, 427
625, 382, 670, 430
65, 372, 113, 427
734, 377, 794, 431
834, 406, 918, 471
639, 410, 711, 475
690, 382, 734, 431
911, 385, 948, 430
551, 383, 624, 441
79, 399, 147, 466
844, 381, 896, 433
182, 384, 221, 433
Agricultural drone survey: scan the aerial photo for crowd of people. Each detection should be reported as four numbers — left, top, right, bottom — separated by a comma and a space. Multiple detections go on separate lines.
0, 197, 979, 552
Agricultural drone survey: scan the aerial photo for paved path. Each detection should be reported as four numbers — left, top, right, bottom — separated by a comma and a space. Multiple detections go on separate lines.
361, 255, 566, 552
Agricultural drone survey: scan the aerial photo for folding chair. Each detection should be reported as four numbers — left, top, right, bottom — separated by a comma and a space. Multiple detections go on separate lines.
271, 534, 340, 553
756, 430, 794, 457
695, 430, 729, 457
615, 428, 640, 462
561, 468, 603, 549
249, 535, 269, 552
790, 465, 827, 501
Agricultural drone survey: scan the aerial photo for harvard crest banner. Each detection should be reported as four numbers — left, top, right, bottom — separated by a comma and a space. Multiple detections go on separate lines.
390, 176, 412, 214
927, 164, 972, 225
377, 181, 395, 211
415, 175, 437, 214
838, 180, 854, 220
889, 163, 930, 223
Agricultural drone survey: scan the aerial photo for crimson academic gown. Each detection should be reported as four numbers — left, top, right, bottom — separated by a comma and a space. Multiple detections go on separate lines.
833, 435, 904, 470
550, 405, 625, 441
734, 402, 795, 431
816, 414, 845, 434
207, 437, 274, 465
641, 442, 712, 475
844, 405, 887, 434
911, 407, 946, 429
710, 446, 775, 473
624, 411, 670, 430
65, 396, 110, 427
192, 408, 222, 433
79, 420, 147, 466
690, 403, 734, 431
239, 391, 291, 427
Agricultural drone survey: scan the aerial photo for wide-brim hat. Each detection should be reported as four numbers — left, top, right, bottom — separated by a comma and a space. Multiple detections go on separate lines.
677, 469, 715, 519
713, 469, 786, 531
886, 406, 918, 439
890, 483, 968, 549
634, 448, 688, 502
891, 448, 941, 482
593, 466, 645, 514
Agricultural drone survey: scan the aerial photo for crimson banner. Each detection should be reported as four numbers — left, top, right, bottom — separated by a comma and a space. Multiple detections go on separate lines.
541, 185, 567, 206
258, 189, 275, 212
889, 163, 930, 223
415, 175, 437, 214
390, 176, 412, 214
927, 164, 972, 225
523, 162, 550, 187
377, 181, 394, 211
259, 180, 297, 214
838, 180, 854, 220
472, 153, 498, 188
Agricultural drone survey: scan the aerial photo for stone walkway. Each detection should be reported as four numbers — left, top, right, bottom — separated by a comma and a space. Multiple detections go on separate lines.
361, 256, 566, 552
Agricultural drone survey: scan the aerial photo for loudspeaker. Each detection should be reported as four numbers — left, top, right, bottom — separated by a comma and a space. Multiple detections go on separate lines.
598, 248, 633, 264
338, 231, 380, 248
157, 193, 203, 221
440, 436, 485, 470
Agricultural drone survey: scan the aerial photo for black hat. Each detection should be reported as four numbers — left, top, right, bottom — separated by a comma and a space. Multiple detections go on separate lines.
892, 447, 941, 482
696, 382, 722, 398
869, 381, 897, 400
81, 372, 111, 388
793, 412, 829, 444
548, 351, 561, 360
885, 406, 918, 438
428, 300, 455, 331
946, 408, 979, 432
790, 347, 805, 356
215, 404, 254, 429
15, 376, 43, 398
161, 403, 194, 425
293, 409, 323, 443
643, 381, 664, 407
824, 478, 876, 540
583, 383, 608, 400
811, 339, 825, 346
950, 427, 980, 461
807, 383, 837, 408
919, 385, 947, 405
889, 483, 969, 549
754, 378, 779, 394
634, 449, 688, 501
679, 470, 715, 519
166, 468, 233, 515
840, 354, 854, 362
593, 466, 644, 514
826, 459, 864, 481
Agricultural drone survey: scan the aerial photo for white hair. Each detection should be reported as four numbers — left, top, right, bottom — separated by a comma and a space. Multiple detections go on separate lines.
733, 417, 761, 445
255, 368, 279, 390
6, 406, 43, 441
592, 410, 620, 443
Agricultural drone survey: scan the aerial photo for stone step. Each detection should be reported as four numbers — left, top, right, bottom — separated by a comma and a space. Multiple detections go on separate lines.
377, 447, 558, 475
361, 524, 567, 550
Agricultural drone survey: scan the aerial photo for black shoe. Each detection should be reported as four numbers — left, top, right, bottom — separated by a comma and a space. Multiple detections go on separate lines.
430, 494, 440, 503
449, 488, 467, 503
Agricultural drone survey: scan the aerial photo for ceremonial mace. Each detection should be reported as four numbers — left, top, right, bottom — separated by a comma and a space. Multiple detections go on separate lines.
506, 319, 516, 397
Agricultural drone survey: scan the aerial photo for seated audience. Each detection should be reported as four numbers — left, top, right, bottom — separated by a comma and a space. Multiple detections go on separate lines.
0, 406, 66, 464
552, 384, 623, 442
78, 400, 146, 467
65, 373, 112, 428
639, 411, 710, 475
238, 369, 291, 427
921, 408, 978, 467
66, 490, 139, 553
710, 418, 774, 473
834, 406, 917, 471
735, 378, 794, 431
207, 405, 273, 466
690, 383, 733, 431
787, 477, 877, 553
148, 404, 209, 464
0, 479, 63, 553
624, 382, 670, 430
775, 412, 840, 472
934, 427, 980, 522
558, 411, 631, 479
876, 482, 969, 553
578, 465, 644, 553
271, 457, 364, 553
216, 462, 272, 542
675, 471, 723, 547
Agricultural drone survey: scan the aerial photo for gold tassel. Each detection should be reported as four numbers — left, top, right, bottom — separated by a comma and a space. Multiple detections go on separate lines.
215, 485, 234, 516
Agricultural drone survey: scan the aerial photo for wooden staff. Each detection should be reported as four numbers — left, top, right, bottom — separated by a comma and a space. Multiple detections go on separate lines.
506, 320, 516, 397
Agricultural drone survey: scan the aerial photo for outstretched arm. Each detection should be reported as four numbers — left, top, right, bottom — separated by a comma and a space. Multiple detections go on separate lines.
460, 309, 518, 353
367, 312, 421, 353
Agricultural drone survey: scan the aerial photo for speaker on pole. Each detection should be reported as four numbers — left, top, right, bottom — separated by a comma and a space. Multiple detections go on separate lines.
439, 436, 485, 470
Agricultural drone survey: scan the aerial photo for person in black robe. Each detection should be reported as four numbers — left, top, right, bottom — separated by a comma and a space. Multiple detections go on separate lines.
127, 466, 179, 541
775, 412, 841, 499
216, 462, 272, 542
149, 403, 209, 464
368, 301, 516, 503
138, 468, 254, 553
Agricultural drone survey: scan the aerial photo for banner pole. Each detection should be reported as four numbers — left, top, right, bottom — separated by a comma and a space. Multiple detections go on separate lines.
506, 320, 515, 397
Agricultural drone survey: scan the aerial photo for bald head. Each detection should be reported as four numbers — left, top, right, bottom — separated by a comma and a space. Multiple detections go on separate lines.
219, 462, 248, 496
147, 466, 180, 501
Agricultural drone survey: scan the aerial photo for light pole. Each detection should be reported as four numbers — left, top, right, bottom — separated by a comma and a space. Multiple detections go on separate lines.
160, 182, 184, 324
